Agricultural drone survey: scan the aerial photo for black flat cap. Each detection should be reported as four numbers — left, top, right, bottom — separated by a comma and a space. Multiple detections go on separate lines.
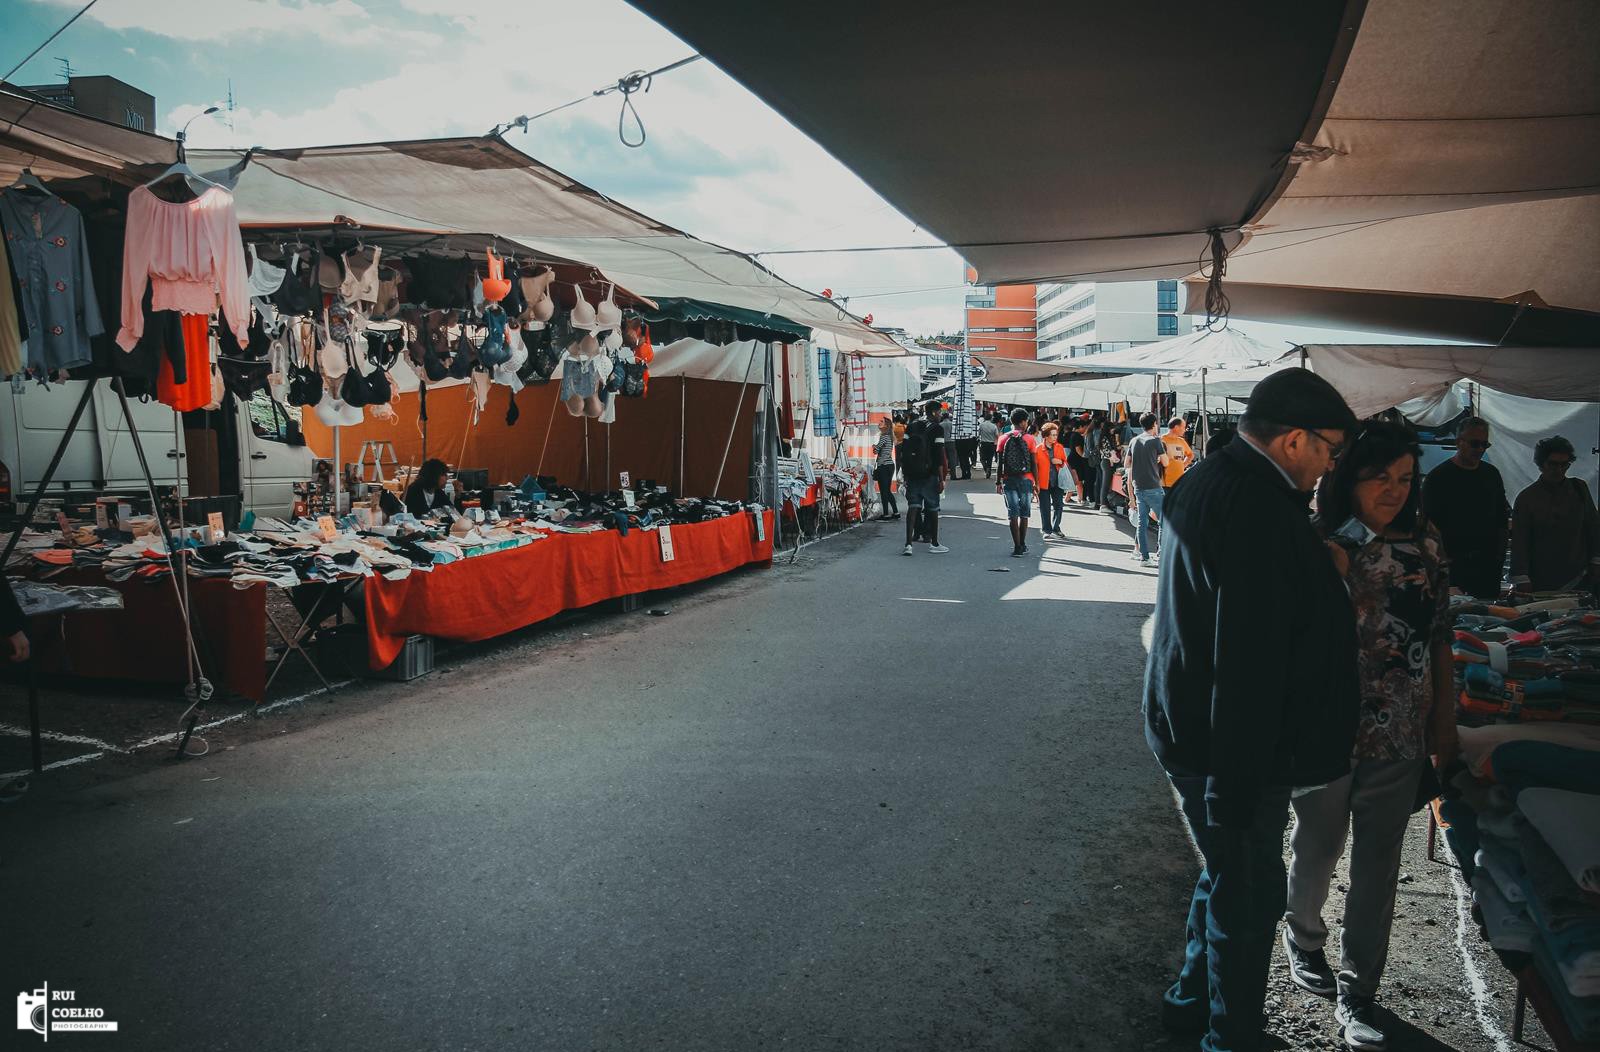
1241, 367, 1358, 432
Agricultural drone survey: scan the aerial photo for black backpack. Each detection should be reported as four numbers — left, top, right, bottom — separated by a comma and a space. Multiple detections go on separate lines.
900, 422, 935, 478
1000, 433, 1033, 478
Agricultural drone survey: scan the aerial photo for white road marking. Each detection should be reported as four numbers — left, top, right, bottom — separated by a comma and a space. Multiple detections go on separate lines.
0, 724, 127, 753
1449, 867, 1513, 1052
0, 751, 106, 780
898, 598, 966, 604
126, 681, 353, 751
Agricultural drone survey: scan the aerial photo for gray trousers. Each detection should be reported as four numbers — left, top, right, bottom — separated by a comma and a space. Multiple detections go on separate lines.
1283, 759, 1423, 1000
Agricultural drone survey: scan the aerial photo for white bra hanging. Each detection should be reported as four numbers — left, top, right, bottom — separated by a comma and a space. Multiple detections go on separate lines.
247, 244, 288, 298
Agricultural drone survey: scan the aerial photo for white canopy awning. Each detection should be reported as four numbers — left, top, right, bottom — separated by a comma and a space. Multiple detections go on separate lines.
1299, 344, 1600, 418
1053, 327, 1285, 376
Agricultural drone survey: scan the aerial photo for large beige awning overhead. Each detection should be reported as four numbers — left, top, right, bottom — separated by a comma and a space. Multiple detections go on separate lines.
629, 0, 1356, 285
1196, 0, 1600, 343
633, 0, 1600, 345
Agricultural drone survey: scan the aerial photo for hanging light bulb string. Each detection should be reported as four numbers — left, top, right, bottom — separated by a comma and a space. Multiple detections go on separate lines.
489, 54, 702, 147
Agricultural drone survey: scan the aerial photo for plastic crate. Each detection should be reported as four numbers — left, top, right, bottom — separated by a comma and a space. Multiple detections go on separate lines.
372, 635, 434, 681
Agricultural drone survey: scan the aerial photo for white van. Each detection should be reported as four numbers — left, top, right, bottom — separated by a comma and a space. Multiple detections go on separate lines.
0, 379, 313, 520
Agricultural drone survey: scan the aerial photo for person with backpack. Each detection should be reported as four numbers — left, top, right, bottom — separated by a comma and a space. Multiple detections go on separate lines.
897, 402, 950, 555
996, 407, 1044, 556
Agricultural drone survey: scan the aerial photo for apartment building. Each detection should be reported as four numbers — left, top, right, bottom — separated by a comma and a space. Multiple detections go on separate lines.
1034, 279, 1192, 358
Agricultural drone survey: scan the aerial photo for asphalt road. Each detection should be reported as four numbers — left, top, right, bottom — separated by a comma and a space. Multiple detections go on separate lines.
1, 479, 1528, 1051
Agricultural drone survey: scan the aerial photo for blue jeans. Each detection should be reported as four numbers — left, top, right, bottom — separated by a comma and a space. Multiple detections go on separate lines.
1002, 478, 1034, 520
1040, 486, 1064, 532
1165, 777, 1293, 1052
1136, 487, 1166, 558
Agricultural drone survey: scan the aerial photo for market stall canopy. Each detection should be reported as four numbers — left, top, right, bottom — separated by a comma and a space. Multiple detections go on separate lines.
638, 297, 809, 344
972, 354, 1127, 384
1301, 344, 1600, 418
978, 362, 1285, 408
186, 136, 894, 353
1051, 327, 1285, 376
1185, 0, 1600, 345
628, 1, 1355, 284
0, 81, 179, 185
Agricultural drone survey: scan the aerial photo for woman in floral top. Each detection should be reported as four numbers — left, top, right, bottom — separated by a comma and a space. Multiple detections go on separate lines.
1280, 422, 1458, 1052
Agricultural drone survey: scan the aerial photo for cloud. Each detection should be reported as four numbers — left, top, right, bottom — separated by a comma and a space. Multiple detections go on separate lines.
150, 0, 968, 333
43, 0, 430, 48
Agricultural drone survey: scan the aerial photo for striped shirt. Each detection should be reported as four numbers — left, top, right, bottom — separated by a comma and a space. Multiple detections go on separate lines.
875, 431, 895, 467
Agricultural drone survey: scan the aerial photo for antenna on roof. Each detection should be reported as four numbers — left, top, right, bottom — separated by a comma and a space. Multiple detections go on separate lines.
225, 79, 236, 132
55, 56, 74, 82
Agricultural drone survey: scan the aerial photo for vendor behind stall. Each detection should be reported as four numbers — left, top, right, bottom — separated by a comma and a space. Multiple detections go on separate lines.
404, 459, 458, 518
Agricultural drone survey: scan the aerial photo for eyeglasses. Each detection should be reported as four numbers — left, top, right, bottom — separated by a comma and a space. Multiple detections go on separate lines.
1304, 429, 1347, 461
1461, 439, 1492, 451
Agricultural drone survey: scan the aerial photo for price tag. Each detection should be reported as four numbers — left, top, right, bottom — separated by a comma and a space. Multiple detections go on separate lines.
316, 515, 338, 542
207, 511, 226, 543
658, 524, 675, 562
619, 471, 631, 490
621, 489, 636, 509
753, 509, 766, 542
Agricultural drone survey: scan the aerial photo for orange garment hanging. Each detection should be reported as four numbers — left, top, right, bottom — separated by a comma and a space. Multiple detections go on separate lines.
156, 313, 212, 411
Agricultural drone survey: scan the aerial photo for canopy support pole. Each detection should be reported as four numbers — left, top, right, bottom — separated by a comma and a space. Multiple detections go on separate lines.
332, 426, 342, 514
679, 376, 687, 494
713, 343, 761, 499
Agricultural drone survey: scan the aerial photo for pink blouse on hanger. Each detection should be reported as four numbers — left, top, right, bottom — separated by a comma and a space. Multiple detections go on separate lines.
116, 184, 250, 351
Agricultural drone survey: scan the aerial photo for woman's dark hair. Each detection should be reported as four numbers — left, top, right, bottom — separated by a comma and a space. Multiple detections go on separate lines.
1535, 435, 1575, 467
1314, 421, 1423, 536
417, 458, 449, 490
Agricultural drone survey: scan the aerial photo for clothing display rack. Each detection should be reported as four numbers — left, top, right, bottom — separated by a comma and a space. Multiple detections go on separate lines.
1, 376, 213, 759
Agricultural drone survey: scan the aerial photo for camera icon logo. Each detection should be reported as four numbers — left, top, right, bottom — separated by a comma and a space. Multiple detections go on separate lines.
17, 986, 48, 1040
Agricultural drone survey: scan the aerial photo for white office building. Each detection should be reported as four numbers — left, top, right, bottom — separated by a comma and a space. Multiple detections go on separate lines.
1034, 279, 1192, 359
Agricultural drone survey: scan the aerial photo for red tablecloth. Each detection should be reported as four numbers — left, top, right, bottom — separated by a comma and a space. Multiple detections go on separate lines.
37, 570, 267, 701
363, 510, 774, 669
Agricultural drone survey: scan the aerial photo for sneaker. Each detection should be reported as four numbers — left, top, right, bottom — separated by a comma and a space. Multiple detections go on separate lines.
902, 544, 913, 556
929, 544, 950, 554
1335, 996, 1387, 1051
1010, 549, 1024, 558
1283, 931, 1337, 997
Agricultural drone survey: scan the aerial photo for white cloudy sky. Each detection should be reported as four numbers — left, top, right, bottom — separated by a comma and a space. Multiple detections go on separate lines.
5, 0, 1423, 346
7, 0, 966, 335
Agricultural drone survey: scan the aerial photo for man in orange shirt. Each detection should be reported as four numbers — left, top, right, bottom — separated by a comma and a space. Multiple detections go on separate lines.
1162, 417, 1196, 490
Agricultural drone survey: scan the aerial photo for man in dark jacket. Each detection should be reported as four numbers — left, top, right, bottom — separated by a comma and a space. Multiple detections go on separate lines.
1144, 368, 1360, 1052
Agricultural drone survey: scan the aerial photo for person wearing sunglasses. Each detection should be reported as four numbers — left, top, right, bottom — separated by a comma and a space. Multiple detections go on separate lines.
1145, 368, 1360, 1052
1421, 417, 1509, 598
1510, 435, 1600, 593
